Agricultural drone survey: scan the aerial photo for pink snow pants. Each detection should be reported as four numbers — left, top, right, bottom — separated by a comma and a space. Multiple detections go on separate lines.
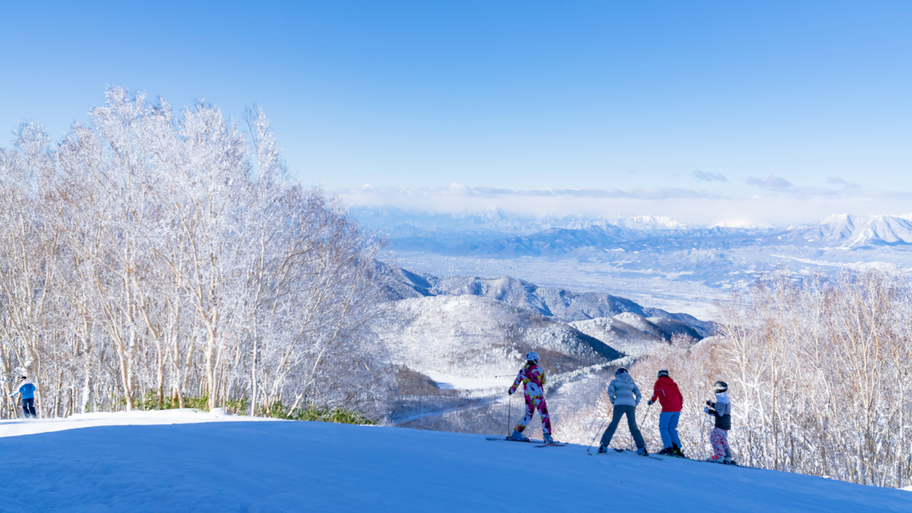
710, 427, 730, 460
515, 395, 551, 435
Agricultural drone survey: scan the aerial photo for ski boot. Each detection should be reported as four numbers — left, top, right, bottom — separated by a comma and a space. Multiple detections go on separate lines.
657, 447, 673, 456
636, 446, 648, 456
543, 433, 555, 445
509, 429, 529, 442
597, 445, 608, 454
672, 444, 685, 458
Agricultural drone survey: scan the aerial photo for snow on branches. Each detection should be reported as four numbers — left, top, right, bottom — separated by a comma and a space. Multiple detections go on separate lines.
0, 87, 387, 420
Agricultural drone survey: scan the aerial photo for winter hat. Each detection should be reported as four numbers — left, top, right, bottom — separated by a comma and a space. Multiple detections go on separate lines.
658, 369, 669, 378
615, 367, 628, 376
525, 351, 540, 363
714, 381, 728, 393
19, 376, 26, 381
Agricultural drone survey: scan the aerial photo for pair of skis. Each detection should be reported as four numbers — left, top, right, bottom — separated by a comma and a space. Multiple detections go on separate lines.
486, 436, 566, 448
599, 449, 755, 469
699, 458, 755, 468
591, 448, 748, 466
589, 448, 664, 460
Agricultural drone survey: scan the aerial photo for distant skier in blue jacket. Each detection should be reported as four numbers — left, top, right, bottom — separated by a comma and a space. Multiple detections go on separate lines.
10, 376, 37, 418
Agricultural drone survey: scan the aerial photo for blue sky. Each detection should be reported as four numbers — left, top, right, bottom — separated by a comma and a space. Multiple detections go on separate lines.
2, 1, 911, 224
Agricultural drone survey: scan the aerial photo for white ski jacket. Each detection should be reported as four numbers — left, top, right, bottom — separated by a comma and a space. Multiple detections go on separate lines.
607, 372, 642, 407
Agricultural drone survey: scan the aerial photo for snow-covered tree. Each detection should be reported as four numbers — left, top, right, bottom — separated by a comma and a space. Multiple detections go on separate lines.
612, 268, 912, 488
0, 88, 387, 420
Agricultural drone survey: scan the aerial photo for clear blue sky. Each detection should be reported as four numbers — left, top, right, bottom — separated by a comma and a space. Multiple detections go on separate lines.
2, 1, 911, 222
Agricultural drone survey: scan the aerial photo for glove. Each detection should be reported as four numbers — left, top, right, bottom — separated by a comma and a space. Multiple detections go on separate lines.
706, 400, 714, 408
647, 400, 654, 406
508, 389, 514, 395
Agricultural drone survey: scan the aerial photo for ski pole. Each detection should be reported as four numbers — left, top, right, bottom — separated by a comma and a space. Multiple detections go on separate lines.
506, 392, 513, 436
700, 409, 707, 460
645, 402, 652, 450
587, 414, 609, 452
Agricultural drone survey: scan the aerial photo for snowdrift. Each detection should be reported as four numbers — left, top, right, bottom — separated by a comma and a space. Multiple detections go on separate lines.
1, 411, 910, 512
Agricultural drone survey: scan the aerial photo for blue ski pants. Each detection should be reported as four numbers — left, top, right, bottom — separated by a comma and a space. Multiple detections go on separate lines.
22, 398, 36, 418
659, 411, 681, 449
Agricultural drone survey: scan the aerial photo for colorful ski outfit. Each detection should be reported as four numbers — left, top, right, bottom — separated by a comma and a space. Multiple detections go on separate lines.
650, 375, 684, 451
599, 370, 646, 451
707, 392, 732, 462
10, 378, 37, 418
509, 361, 551, 436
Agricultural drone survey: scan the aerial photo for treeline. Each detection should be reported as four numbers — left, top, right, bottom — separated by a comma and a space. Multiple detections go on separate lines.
0, 88, 388, 420
632, 268, 912, 488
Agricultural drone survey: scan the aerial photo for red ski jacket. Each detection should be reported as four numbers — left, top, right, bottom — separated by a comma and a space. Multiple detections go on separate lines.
650, 375, 683, 412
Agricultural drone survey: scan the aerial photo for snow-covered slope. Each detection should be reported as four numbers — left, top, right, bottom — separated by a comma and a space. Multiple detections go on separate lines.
571, 315, 672, 358
1, 412, 909, 512
0, 408, 271, 438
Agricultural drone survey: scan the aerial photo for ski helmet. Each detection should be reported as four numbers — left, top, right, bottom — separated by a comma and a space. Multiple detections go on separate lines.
658, 369, 669, 378
714, 381, 728, 393
526, 351, 540, 363
615, 367, 628, 376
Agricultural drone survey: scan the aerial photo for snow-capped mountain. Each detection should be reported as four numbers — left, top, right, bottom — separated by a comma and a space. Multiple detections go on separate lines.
778, 214, 912, 248
614, 215, 687, 230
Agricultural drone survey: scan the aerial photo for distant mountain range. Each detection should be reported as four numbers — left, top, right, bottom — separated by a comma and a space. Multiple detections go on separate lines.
357, 208, 912, 319
352, 207, 700, 238
353, 207, 912, 252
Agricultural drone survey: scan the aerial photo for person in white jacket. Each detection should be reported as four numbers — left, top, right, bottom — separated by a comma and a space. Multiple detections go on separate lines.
598, 367, 647, 455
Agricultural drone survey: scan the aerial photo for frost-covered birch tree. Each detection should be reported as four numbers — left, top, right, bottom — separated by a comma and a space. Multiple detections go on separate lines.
0, 87, 387, 421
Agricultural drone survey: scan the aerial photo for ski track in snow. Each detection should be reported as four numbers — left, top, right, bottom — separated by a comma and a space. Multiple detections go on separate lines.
1, 411, 910, 512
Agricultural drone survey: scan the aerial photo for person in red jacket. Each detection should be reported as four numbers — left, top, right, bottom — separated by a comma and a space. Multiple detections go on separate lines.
647, 369, 684, 457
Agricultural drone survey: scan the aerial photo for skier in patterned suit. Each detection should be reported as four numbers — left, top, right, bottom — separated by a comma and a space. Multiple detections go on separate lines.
508, 351, 554, 444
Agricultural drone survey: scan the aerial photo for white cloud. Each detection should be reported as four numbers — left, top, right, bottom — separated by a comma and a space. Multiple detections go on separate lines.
333, 184, 912, 228
827, 176, 862, 190
746, 174, 792, 190
692, 170, 727, 182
